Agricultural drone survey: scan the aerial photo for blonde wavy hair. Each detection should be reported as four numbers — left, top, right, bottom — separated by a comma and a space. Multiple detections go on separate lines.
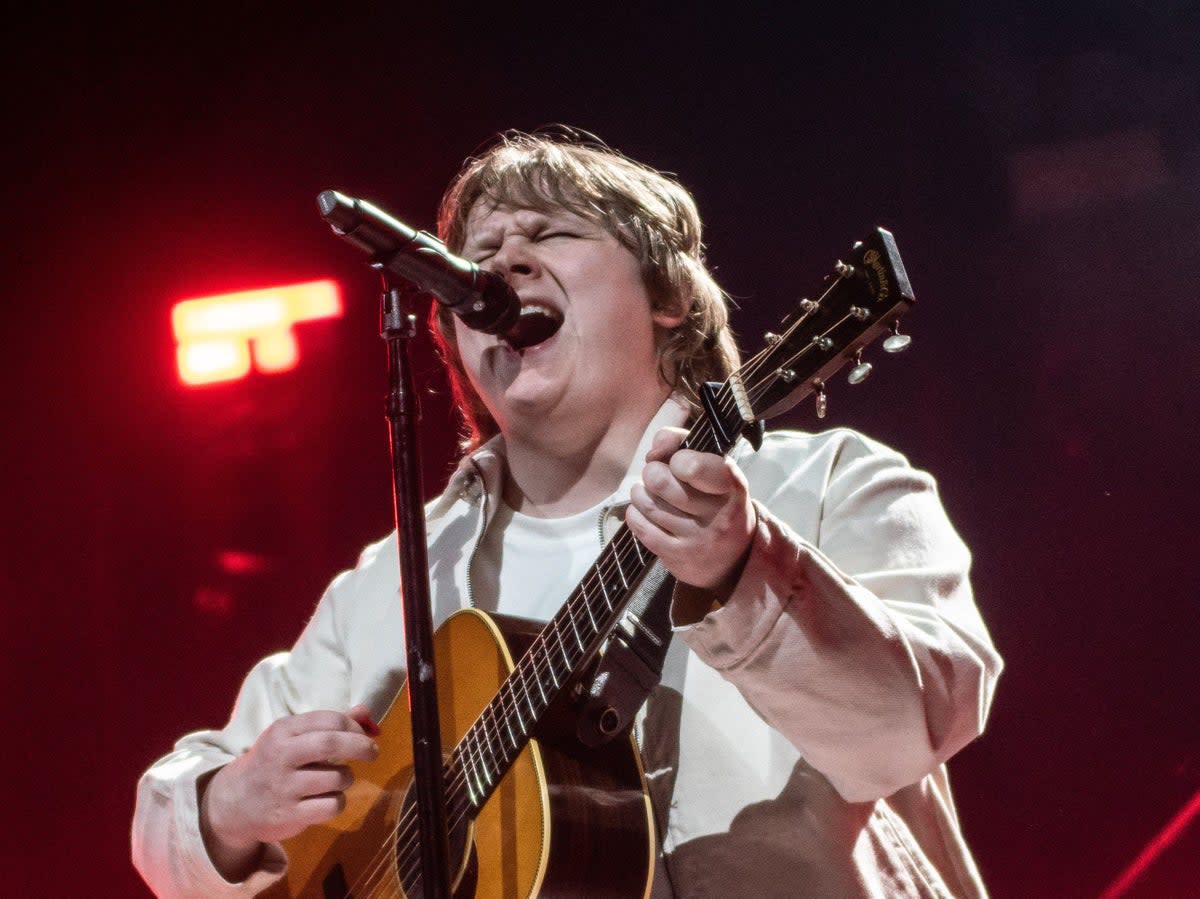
432, 129, 739, 449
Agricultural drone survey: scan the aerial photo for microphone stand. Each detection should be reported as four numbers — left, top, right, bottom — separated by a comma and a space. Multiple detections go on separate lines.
378, 273, 452, 899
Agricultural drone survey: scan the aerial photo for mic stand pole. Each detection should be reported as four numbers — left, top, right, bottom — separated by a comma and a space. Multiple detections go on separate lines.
379, 273, 452, 899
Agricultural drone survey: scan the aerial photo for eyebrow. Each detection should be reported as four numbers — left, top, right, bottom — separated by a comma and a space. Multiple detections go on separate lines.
462, 211, 558, 251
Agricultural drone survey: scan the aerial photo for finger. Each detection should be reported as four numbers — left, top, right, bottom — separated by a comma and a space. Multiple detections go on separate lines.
629, 482, 702, 537
346, 704, 381, 737
294, 792, 349, 830
292, 764, 355, 800
625, 503, 684, 557
668, 451, 746, 497
278, 709, 364, 738
288, 730, 379, 767
645, 427, 688, 463
640, 461, 718, 517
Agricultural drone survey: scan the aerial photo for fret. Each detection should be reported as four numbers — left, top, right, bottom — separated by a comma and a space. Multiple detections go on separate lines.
538, 634, 563, 689
594, 570, 613, 617
472, 717, 502, 776
679, 410, 706, 453
446, 752, 478, 816
613, 547, 631, 590
550, 617, 574, 672
470, 727, 493, 794
630, 535, 647, 565
463, 739, 485, 804
517, 664, 539, 718
454, 747, 479, 807
578, 582, 601, 632
458, 736, 477, 804
504, 682, 528, 736
564, 596, 586, 652
503, 712, 519, 751
529, 651, 550, 707
479, 705, 503, 757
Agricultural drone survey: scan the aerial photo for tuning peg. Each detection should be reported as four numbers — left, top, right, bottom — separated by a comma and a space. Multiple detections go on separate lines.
882, 321, 912, 353
814, 381, 828, 419
848, 350, 872, 385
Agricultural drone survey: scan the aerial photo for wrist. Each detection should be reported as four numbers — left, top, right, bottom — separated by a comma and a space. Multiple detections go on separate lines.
198, 765, 265, 882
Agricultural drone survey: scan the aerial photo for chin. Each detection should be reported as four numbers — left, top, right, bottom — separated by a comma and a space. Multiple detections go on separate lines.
497, 380, 562, 418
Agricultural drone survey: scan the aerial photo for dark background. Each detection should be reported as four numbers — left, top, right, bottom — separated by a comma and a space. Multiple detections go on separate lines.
3, 3, 1198, 896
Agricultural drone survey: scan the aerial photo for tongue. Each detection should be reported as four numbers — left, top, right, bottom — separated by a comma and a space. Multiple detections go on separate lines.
505, 312, 561, 351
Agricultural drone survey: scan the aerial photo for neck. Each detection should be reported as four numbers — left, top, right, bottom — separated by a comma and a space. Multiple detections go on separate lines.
500, 388, 670, 518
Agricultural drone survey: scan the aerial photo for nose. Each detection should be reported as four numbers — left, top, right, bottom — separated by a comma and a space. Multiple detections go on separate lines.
488, 237, 537, 282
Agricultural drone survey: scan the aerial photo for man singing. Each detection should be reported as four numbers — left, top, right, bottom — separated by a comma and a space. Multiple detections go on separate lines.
134, 130, 1002, 897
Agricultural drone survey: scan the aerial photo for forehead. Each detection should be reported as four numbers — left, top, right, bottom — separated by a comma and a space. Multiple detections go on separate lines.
463, 201, 592, 243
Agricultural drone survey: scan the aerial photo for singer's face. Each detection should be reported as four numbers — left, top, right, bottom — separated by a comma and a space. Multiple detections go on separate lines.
455, 201, 685, 445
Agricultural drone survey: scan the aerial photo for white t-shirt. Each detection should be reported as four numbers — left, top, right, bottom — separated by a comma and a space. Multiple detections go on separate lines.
469, 497, 609, 621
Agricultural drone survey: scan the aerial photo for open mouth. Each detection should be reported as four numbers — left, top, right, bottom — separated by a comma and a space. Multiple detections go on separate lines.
504, 302, 564, 351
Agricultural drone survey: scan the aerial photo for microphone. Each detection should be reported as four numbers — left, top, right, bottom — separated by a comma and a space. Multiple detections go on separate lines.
316, 189, 520, 335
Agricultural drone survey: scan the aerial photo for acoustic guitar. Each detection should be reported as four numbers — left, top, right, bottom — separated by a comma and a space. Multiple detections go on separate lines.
260, 229, 915, 898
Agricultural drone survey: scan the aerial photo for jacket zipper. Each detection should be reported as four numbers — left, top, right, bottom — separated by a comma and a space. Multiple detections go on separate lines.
463, 465, 490, 610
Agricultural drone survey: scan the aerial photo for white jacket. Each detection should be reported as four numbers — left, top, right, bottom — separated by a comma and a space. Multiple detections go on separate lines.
133, 399, 1002, 897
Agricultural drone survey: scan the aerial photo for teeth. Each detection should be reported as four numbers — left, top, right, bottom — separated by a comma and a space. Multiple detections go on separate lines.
506, 301, 563, 350
520, 302, 560, 319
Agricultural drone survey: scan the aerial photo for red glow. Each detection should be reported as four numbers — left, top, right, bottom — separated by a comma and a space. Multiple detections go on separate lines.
177, 338, 252, 385
1098, 787, 1200, 898
216, 550, 272, 576
252, 330, 299, 372
172, 280, 342, 385
191, 586, 234, 617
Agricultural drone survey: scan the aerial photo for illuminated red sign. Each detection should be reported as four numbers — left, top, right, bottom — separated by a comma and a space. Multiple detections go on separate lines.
172, 280, 342, 385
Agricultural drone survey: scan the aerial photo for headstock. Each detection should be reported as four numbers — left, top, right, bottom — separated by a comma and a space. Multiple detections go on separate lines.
730, 227, 915, 424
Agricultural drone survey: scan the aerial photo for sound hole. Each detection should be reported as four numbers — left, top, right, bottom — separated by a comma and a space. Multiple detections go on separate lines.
321, 862, 350, 898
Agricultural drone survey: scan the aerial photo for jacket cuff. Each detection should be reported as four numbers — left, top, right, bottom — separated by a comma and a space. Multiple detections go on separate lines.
673, 501, 800, 669
176, 763, 288, 895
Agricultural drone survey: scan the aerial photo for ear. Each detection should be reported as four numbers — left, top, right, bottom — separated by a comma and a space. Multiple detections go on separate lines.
651, 295, 691, 330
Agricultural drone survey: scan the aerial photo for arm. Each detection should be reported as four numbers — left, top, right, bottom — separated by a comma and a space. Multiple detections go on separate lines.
132, 541, 392, 898
628, 427, 1002, 803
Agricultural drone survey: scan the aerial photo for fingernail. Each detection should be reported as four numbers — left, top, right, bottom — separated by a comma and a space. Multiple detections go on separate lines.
351, 709, 381, 736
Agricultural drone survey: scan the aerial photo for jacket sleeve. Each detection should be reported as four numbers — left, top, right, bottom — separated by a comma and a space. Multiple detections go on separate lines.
131, 558, 368, 898
676, 430, 1002, 803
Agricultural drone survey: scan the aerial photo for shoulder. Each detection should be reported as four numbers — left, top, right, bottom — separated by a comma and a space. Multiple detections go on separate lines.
736, 428, 944, 528
739, 426, 911, 483
752, 426, 905, 460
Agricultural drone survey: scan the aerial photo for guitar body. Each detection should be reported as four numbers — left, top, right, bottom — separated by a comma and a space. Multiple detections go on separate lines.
260, 608, 655, 898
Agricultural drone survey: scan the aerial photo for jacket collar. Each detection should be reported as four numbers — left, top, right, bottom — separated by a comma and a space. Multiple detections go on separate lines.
435, 394, 693, 527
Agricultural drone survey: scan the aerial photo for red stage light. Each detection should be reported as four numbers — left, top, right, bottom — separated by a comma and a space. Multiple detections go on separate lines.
172, 280, 342, 385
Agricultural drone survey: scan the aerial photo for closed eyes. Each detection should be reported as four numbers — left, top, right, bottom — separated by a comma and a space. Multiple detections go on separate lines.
467, 232, 577, 262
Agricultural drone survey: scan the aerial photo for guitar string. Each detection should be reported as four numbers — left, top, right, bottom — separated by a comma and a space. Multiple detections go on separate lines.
350, 273, 861, 895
